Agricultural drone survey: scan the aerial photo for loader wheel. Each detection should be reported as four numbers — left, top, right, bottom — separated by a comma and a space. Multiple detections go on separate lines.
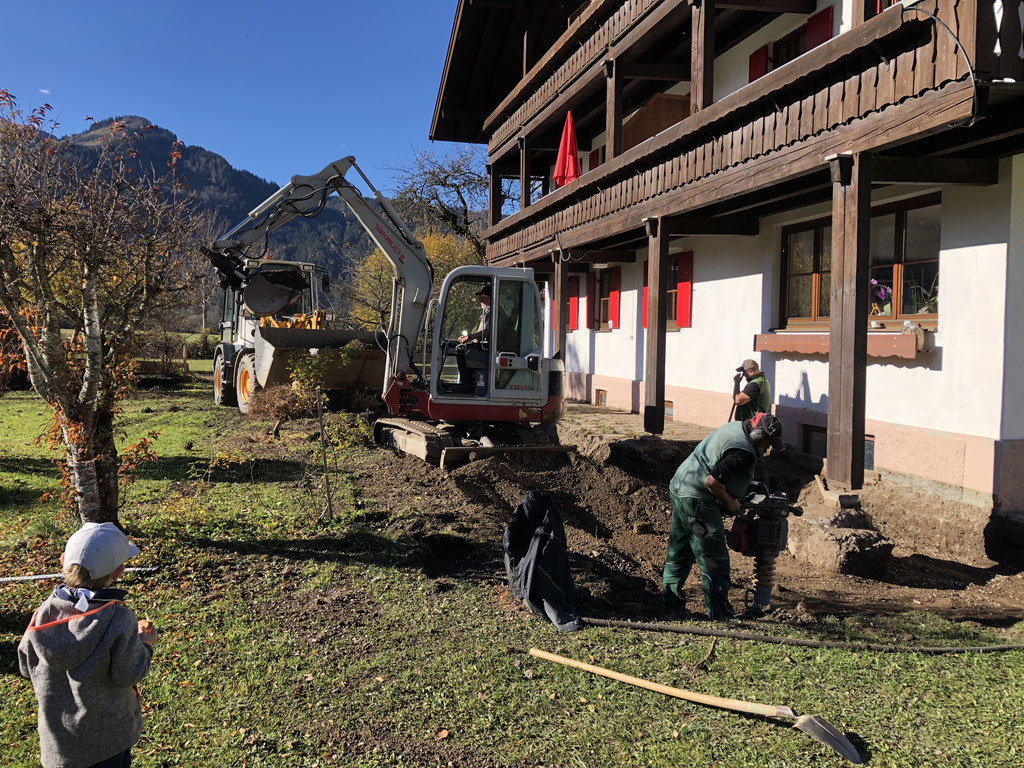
235, 353, 258, 415
213, 352, 236, 407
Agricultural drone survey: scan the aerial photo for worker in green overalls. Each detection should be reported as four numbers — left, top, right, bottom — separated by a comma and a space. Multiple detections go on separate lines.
733, 358, 771, 421
662, 412, 785, 619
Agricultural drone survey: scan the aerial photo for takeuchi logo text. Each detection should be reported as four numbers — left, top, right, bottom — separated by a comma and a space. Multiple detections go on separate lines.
375, 223, 405, 263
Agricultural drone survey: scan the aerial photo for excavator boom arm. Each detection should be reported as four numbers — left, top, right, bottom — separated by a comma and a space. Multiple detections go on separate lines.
209, 156, 433, 385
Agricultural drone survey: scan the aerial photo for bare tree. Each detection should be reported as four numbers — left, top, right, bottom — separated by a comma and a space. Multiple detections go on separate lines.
0, 92, 207, 524
392, 145, 489, 262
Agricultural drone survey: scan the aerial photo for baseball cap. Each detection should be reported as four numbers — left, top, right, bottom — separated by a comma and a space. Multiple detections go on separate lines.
736, 358, 759, 373
750, 412, 784, 451
474, 286, 492, 297
64, 522, 140, 579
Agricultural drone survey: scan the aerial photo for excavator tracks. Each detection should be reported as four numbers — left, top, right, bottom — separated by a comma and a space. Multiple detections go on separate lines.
374, 417, 569, 471
374, 418, 455, 465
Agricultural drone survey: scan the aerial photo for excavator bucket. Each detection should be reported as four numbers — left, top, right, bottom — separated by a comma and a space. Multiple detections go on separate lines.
793, 715, 862, 763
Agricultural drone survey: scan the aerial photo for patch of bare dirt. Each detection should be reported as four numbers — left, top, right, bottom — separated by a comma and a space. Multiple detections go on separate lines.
349, 413, 1024, 629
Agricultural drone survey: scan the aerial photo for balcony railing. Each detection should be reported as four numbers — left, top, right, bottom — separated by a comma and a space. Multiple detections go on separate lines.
488, 0, 669, 156
485, 0, 1015, 262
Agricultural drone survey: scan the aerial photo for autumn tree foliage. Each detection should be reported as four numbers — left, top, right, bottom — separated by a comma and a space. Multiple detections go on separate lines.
0, 92, 206, 524
345, 231, 481, 331
392, 145, 490, 262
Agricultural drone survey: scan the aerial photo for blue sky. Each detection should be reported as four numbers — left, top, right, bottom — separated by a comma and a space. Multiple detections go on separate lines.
2, 1, 459, 191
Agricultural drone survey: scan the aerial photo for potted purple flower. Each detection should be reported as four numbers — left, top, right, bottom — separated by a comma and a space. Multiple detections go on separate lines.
869, 278, 892, 317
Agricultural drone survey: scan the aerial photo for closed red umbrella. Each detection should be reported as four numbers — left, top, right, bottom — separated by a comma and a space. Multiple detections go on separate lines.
553, 111, 582, 187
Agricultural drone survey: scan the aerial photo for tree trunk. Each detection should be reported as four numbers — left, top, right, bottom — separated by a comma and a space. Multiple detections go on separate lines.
65, 413, 120, 524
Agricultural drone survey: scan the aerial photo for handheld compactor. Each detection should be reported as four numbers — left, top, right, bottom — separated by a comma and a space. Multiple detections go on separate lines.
726, 481, 803, 613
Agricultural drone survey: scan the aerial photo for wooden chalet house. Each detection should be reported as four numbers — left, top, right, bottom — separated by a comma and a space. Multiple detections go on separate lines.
432, 0, 1024, 542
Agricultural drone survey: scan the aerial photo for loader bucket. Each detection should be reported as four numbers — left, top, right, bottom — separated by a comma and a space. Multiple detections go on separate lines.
253, 327, 385, 390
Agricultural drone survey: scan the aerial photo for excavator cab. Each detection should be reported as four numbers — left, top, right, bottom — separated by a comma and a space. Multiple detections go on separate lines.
432, 266, 547, 409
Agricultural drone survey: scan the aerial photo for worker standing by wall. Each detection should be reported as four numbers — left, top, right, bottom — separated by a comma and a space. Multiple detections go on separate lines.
662, 413, 785, 619
733, 359, 771, 422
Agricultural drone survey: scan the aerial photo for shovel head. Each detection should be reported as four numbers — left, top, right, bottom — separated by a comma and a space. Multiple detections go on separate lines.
794, 715, 862, 764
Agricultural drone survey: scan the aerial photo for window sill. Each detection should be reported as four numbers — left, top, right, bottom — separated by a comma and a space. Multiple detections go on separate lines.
754, 329, 927, 359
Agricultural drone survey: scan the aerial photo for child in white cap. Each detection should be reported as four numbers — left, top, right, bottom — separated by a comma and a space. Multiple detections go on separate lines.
18, 522, 157, 768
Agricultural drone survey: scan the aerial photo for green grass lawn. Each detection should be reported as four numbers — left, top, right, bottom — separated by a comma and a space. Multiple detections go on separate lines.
2, 382, 1023, 767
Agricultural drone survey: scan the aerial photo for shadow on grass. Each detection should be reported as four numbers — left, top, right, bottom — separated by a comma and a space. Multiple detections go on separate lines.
0, 640, 23, 677
0, 486, 50, 508
132, 456, 307, 484
0, 455, 307, 486
0, 457, 59, 478
179, 528, 504, 582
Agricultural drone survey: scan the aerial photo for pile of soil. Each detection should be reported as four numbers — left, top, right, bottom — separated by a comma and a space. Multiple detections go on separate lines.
352, 424, 1024, 629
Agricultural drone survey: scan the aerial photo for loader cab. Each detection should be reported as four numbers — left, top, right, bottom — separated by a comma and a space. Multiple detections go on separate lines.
432, 266, 546, 407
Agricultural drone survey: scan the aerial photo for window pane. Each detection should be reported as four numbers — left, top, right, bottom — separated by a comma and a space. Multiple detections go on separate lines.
869, 265, 894, 316
902, 260, 939, 315
818, 271, 831, 318
666, 288, 677, 322
788, 230, 814, 273
787, 275, 813, 318
821, 226, 832, 272
870, 213, 896, 266
905, 204, 941, 263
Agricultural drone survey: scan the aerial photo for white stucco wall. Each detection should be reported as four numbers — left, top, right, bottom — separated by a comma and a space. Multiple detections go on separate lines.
714, 1, 846, 103
763, 170, 1013, 442
562, 164, 1015, 443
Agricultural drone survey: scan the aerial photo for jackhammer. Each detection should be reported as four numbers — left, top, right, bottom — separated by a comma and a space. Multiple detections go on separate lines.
726, 481, 803, 614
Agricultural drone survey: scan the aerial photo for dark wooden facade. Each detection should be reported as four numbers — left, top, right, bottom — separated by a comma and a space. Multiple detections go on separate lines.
435, 0, 1024, 489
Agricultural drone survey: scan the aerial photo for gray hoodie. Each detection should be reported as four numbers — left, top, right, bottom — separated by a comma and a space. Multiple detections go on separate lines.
18, 588, 153, 768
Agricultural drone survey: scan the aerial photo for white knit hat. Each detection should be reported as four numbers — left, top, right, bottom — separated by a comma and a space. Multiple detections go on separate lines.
64, 522, 140, 579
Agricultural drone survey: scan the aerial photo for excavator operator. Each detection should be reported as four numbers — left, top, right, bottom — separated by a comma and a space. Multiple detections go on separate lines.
456, 286, 491, 392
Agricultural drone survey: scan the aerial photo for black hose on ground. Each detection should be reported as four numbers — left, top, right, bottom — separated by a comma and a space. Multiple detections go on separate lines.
582, 616, 1024, 654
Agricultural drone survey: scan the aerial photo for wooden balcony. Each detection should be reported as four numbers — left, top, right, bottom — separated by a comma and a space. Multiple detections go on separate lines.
484, 0, 1023, 264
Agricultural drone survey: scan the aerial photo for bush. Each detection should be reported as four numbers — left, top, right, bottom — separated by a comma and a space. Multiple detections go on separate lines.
247, 384, 316, 422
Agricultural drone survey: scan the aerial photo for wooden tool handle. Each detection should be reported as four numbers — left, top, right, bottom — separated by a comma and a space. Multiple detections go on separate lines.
529, 648, 789, 719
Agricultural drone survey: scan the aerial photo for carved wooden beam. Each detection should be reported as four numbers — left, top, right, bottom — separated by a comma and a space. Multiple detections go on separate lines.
716, 0, 815, 12
619, 62, 690, 81
871, 156, 998, 185
570, 249, 637, 263
659, 214, 759, 235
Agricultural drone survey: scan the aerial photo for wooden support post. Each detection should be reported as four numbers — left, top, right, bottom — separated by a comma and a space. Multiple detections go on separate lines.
522, 24, 532, 78
689, 0, 715, 113
519, 137, 531, 210
604, 59, 623, 160
851, 0, 866, 28
553, 254, 569, 360
826, 152, 870, 490
644, 218, 669, 434
487, 164, 501, 228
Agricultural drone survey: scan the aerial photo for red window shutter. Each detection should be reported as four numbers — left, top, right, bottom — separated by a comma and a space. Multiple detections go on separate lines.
589, 148, 601, 172
642, 261, 648, 329
585, 271, 597, 329
806, 6, 833, 51
676, 251, 693, 328
568, 276, 579, 331
609, 267, 621, 329
749, 45, 769, 82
